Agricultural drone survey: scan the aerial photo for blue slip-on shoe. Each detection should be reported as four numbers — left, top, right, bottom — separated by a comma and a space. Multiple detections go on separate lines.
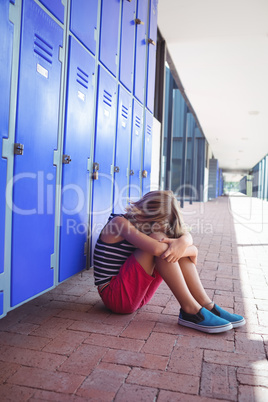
178, 307, 233, 334
210, 304, 246, 328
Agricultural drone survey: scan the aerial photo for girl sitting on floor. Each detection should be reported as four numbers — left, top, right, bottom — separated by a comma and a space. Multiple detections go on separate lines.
93, 190, 245, 333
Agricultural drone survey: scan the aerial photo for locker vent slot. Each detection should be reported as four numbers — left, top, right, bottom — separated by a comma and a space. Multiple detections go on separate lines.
147, 125, 152, 136
34, 33, 53, 64
135, 116, 141, 128
121, 105, 128, 120
76, 67, 89, 89
103, 90, 112, 108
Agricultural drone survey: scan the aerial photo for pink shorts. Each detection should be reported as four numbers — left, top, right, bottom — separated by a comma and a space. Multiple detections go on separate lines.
98, 254, 163, 314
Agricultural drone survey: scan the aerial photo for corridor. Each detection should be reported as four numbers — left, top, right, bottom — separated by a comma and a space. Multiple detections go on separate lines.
0, 195, 268, 401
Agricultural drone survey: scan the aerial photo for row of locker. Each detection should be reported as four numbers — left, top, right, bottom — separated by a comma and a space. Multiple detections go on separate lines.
0, 0, 158, 317
36, 0, 157, 112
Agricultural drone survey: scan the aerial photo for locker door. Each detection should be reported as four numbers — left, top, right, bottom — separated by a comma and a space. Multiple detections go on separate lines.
39, 0, 64, 23
134, 0, 149, 104
146, 0, 158, 113
0, 0, 14, 314
119, 0, 136, 92
113, 86, 132, 213
59, 37, 95, 283
11, 0, 63, 306
99, 0, 120, 77
142, 110, 153, 195
129, 100, 143, 201
91, 66, 117, 250
70, 0, 98, 55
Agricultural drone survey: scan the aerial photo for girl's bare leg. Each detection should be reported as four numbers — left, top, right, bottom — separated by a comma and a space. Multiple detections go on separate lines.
178, 257, 213, 308
154, 256, 201, 314
133, 245, 201, 315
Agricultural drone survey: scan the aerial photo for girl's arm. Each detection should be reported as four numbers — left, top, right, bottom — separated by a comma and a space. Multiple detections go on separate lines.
108, 216, 191, 261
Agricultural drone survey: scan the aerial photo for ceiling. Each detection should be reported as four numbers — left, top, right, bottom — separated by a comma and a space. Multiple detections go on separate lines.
158, 0, 268, 181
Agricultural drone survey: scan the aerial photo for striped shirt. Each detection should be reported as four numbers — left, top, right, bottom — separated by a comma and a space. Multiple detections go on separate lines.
93, 214, 136, 286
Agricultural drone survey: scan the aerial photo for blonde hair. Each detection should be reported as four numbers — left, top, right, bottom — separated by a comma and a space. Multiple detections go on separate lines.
125, 190, 186, 238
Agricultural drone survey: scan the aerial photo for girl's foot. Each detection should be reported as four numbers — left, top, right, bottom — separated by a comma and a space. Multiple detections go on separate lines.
210, 304, 246, 328
178, 307, 233, 334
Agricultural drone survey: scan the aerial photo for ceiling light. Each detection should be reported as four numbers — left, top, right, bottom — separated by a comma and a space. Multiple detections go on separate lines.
248, 111, 259, 115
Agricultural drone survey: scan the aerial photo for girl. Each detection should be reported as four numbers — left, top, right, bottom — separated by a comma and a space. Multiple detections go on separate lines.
93, 190, 245, 333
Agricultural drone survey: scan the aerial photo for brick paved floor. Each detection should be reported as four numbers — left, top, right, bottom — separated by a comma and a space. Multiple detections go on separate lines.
0, 195, 268, 401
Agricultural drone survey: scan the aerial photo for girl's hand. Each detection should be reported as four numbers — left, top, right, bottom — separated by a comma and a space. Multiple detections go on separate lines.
159, 237, 189, 263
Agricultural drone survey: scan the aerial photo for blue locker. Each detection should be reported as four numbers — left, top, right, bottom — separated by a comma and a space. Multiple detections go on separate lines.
113, 86, 132, 213
0, 292, 3, 316
99, 0, 120, 77
0, 0, 13, 276
91, 66, 117, 250
142, 110, 153, 195
59, 37, 95, 282
119, 0, 136, 92
146, 0, 158, 112
38, 0, 64, 23
129, 100, 143, 201
11, 0, 63, 306
70, 0, 98, 55
134, 0, 149, 103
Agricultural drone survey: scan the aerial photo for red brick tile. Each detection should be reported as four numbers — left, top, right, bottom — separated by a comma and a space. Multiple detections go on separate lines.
22, 307, 63, 325
176, 333, 234, 352
7, 366, 85, 393
76, 362, 130, 399
103, 349, 168, 370
141, 332, 177, 356
0, 345, 66, 370
84, 333, 144, 352
238, 385, 268, 402
168, 346, 203, 376
30, 389, 89, 401
235, 332, 266, 358
42, 329, 89, 355
162, 299, 180, 315
0, 384, 35, 401
147, 292, 171, 307
114, 383, 158, 401
58, 344, 107, 376
6, 322, 39, 335
0, 332, 50, 350
158, 390, 212, 402
126, 367, 199, 395
103, 311, 137, 326
56, 308, 110, 323
69, 320, 124, 335
0, 361, 20, 382
30, 317, 74, 338
204, 349, 257, 368
200, 362, 237, 400
120, 320, 155, 340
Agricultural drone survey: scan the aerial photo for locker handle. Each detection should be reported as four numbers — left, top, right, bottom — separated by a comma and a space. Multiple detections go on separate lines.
92, 162, 99, 180
129, 169, 134, 176
62, 154, 71, 164
142, 170, 148, 178
14, 143, 24, 155
148, 38, 156, 46
135, 18, 144, 25
114, 166, 120, 173
126, 0, 132, 2
93, 162, 99, 171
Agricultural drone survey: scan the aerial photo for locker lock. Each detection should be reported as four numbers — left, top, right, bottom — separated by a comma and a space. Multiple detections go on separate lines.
135, 18, 144, 25
148, 38, 156, 46
62, 154, 72, 164
92, 162, 99, 180
142, 170, 148, 178
14, 143, 24, 156
114, 166, 120, 173
129, 169, 134, 176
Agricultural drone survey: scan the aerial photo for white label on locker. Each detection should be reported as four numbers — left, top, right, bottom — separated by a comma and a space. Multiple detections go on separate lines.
122, 121, 126, 128
104, 109, 110, 117
135, 130, 139, 136
37, 63, 48, 79
78, 90, 85, 102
